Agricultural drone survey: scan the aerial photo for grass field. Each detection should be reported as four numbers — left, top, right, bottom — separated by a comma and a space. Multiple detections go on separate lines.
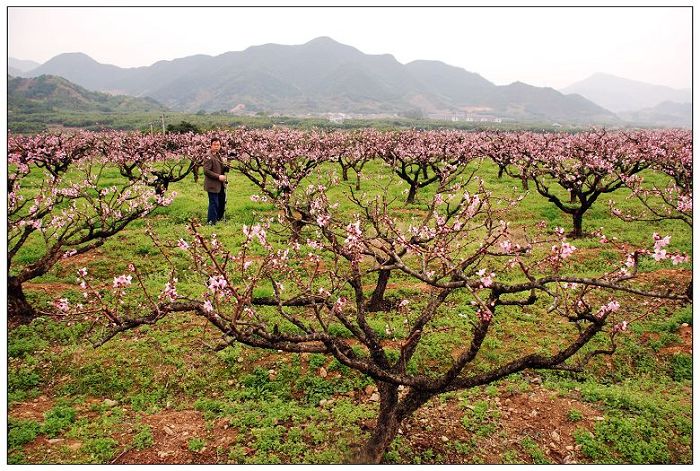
8, 158, 692, 464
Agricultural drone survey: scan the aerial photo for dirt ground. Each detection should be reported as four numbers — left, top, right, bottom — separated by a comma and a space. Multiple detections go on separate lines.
9, 323, 692, 464
11, 382, 604, 464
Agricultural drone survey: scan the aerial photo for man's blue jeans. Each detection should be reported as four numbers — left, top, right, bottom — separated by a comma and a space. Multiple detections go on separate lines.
207, 188, 226, 224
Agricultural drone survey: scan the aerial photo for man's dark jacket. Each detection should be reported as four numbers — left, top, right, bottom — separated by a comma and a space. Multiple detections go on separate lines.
203, 153, 226, 193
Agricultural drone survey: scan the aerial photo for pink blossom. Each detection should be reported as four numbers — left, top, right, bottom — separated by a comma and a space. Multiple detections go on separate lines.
332, 296, 348, 313
113, 274, 132, 289
653, 249, 667, 261
208, 275, 228, 293
595, 300, 620, 318
552, 242, 576, 259
203, 300, 213, 313
477, 269, 495, 287
500, 240, 513, 253
344, 221, 363, 252
560, 242, 576, 259
243, 224, 267, 245
77, 267, 88, 277
161, 279, 178, 302
677, 195, 692, 213
307, 239, 323, 250
177, 239, 190, 250
612, 321, 629, 333
54, 298, 70, 312
653, 233, 671, 251
477, 307, 493, 323
671, 254, 688, 265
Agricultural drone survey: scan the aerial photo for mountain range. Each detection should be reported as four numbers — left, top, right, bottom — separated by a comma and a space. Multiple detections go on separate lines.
9, 37, 691, 127
561, 73, 691, 113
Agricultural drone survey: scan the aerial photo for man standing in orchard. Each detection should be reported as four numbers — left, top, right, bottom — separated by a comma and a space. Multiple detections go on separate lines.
203, 137, 228, 225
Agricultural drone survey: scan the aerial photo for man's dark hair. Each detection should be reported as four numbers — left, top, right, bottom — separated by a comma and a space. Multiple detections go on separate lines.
211, 137, 221, 145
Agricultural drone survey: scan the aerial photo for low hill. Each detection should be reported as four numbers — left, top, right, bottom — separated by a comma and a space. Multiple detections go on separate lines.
8, 74, 167, 114
618, 101, 691, 128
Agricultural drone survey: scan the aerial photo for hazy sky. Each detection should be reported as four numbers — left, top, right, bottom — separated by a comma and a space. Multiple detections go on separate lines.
8, 6, 692, 90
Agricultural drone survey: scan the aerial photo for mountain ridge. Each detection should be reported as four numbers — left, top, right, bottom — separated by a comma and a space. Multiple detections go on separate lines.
26, 37, 619, 124
561, 73, 691, 113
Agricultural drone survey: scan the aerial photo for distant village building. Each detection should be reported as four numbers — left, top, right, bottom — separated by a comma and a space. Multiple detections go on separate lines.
328, 113, 346, 124
229, 103, 246, 113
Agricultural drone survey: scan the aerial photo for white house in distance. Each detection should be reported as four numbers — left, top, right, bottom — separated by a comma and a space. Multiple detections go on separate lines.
328, 113, 346, 123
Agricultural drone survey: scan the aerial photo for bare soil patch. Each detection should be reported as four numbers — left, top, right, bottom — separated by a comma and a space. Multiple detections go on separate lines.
57, 250, 104, 271
369, 384, 602, 464
659, 325, 692, 356
9, 395, 56, 421
23, 282, 75, 296
114, 410, 237, 464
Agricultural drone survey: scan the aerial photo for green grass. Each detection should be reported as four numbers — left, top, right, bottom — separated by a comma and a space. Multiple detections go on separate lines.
131, 425, 154, 450
187, 437, 206, 452
8, 419, 41, 449
567, 409, 584, 422
521, 436, 550, 464
41, 404, 77, 437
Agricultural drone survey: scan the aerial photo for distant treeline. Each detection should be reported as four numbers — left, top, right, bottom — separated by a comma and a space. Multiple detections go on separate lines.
9, 110, 591, 135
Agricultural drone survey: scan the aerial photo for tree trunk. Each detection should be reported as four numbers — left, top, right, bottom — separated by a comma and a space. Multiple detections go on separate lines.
8, 276, 36, 324
569, 190, 577, 203
154, 179, 168, 196
355, 172, 361, 191
341, 165, 349, 181
686, 277, 692, 301
497, 166, 505, 179
355, 385, 432, 463
367, 270, 391, 312
572, 211, 584, 238
290, 219, 305, 243
520, 173, 529, 191
354, 383, 401, 463
405, 184, 418, 204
